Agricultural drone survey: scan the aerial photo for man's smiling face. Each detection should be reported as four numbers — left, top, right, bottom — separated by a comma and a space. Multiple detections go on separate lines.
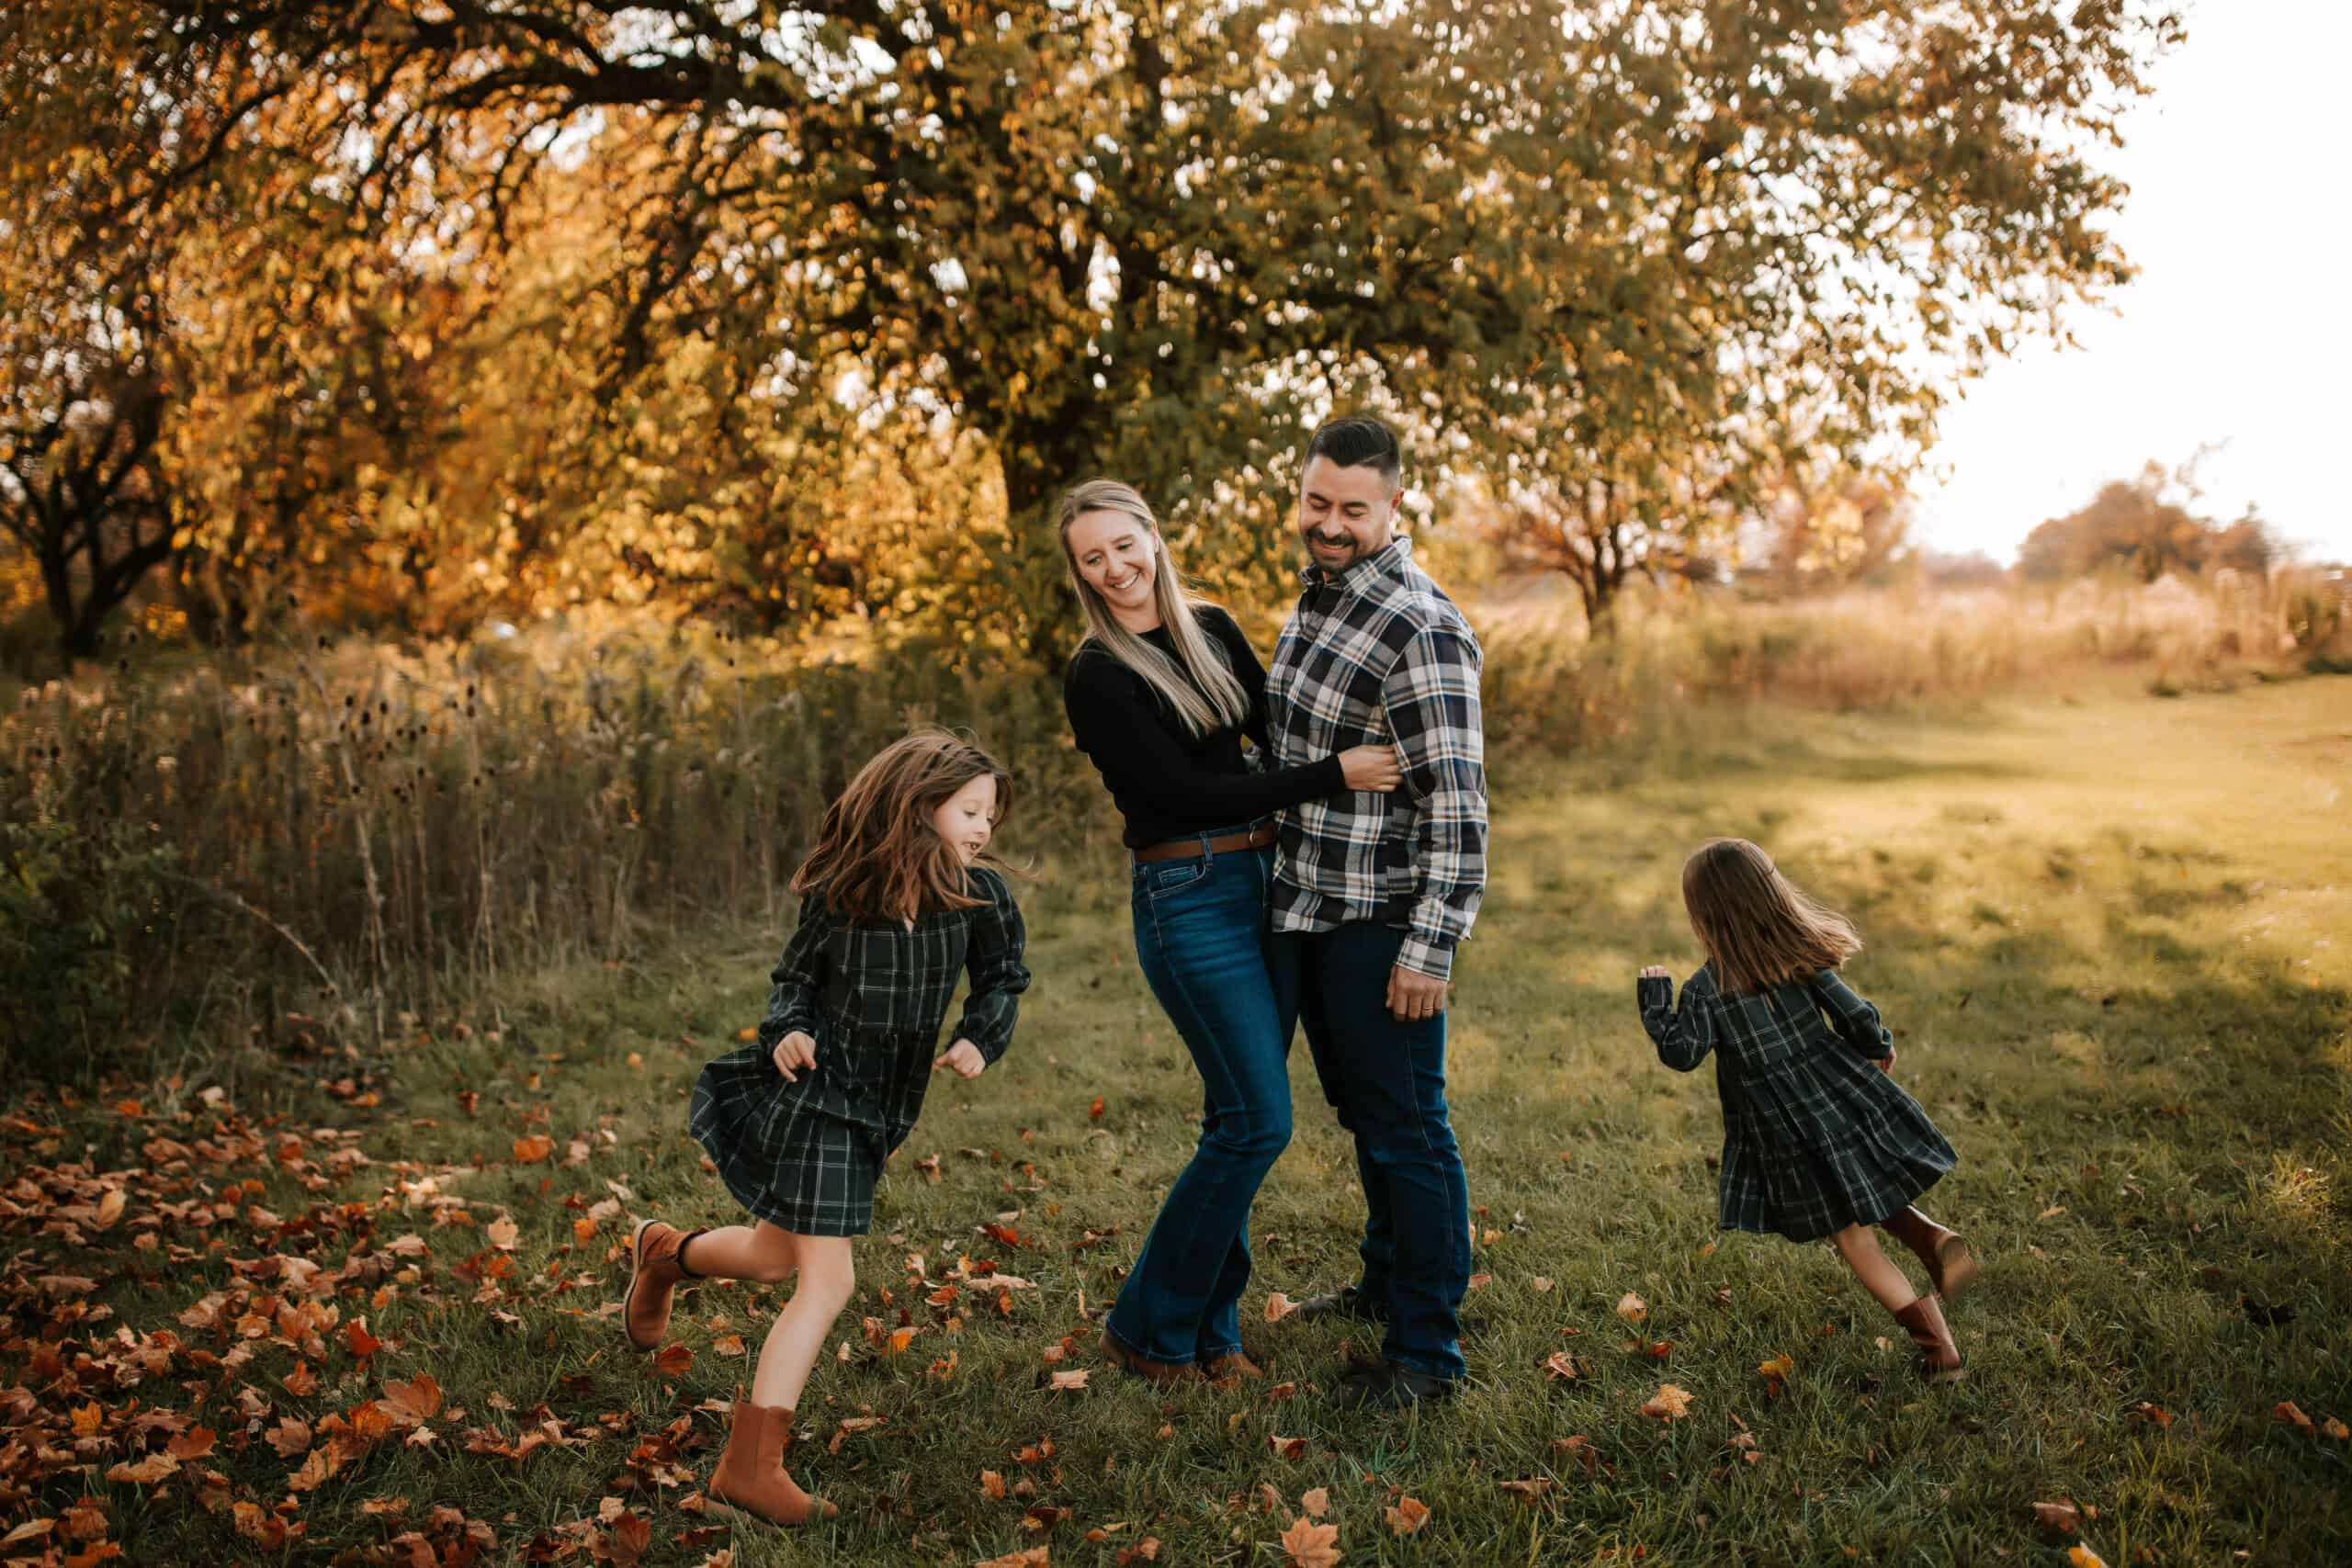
1297, 456, 1399, 574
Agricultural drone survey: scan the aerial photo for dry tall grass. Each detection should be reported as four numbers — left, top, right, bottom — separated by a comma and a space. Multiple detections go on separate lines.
3, 573, 2342, 1074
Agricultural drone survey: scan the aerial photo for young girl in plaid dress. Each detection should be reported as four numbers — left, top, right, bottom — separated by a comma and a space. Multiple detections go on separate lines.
621, 730, 1028, 1524
1638, 839, 1977, 1382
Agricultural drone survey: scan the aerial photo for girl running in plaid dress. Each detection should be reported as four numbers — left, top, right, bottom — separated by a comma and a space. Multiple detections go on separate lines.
1638, 838, 1977, 1382
620, 730, 1029, 1524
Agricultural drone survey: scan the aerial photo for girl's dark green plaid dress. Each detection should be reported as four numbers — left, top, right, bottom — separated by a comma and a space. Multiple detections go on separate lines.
1640, 965, 1954, 1242
692, 869, 1028, 1236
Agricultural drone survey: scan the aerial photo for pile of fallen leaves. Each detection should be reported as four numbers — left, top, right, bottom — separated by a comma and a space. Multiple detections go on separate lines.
0, 1086, 725, 1567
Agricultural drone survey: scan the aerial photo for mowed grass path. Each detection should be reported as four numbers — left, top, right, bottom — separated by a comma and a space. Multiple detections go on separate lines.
10, 679, 2349, 1565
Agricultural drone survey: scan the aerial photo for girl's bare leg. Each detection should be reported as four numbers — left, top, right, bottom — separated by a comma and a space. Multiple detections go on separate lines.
1831, 1224, 1918, 1312
681, 1222, 799, 1284
752, 1233, 855, 1411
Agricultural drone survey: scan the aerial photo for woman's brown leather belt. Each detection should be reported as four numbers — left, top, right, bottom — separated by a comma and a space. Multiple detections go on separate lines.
1133, 824, 1276, 863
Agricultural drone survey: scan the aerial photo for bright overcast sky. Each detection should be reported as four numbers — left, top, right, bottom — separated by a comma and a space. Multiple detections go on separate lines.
1913, 0, 2351, 564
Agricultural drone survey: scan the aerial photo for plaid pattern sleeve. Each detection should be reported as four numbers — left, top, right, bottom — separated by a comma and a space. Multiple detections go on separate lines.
1807, 969, 1894, 1060
752, 890, 830, 1048
948, 868, 1029, 1065
1639, 965, 1720, 1071
1385, 623, 1487, 980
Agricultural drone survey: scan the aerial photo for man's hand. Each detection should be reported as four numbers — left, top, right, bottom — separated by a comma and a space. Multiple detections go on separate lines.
771, 1030, 818, 1082
933, 1040, 987, 1079
1386, 964, 1447, 1023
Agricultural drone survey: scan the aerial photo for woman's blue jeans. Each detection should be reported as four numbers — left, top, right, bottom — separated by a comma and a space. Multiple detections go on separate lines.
1102, 829, 1293, 1367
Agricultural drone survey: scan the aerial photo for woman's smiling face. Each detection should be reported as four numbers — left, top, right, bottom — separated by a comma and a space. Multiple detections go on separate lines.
1065, 508, 1159, 626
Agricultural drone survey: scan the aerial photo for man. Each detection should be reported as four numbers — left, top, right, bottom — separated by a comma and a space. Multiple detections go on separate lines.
1263, 413, 1487, 1410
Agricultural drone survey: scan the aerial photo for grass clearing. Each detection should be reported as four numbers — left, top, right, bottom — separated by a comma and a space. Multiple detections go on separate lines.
6, 677, 2349, 1565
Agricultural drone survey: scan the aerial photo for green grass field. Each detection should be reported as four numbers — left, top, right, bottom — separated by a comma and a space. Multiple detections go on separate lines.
7, 676, 2348, 1566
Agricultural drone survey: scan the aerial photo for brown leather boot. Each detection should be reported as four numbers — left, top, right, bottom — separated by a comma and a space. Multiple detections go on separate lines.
1893, 1294, 1965, 1382
623, 1219, 705, 1352
1098, 1329, 1205, 1387
1203, 1350, 1265, 1385
707, 1394, 835, 1525
1883, 1207, 1978, 1303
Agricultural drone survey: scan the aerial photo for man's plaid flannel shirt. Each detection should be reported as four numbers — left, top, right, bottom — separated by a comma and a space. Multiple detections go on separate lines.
1264, 536, 1487, 981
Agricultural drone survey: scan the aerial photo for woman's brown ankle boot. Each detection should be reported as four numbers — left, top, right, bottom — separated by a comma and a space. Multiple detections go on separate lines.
1883, 1207, 1978, 1303
707, 1394, 835, 1525
1893, 1294, 1965, 1382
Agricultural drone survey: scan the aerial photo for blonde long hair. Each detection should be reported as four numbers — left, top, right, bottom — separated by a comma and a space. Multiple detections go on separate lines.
792, 729, 1012, 924
1680, 838, 1863, 995
1056, 479, 1249, 738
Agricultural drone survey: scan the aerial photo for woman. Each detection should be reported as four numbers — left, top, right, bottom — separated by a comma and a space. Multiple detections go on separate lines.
1057, 479, 1401, 1383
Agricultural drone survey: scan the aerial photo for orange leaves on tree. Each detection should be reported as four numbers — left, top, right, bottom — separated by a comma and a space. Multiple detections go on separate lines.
1278, 1515, 1341, 1568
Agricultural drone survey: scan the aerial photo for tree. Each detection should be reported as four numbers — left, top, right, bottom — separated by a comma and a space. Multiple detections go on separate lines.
37, 0, 2181, 660
2017, 458, 2273, 582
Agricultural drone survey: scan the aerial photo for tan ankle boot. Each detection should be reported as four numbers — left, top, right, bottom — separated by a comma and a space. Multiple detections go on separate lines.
623, 1219, 705, 1352
707, 1394, 835, 1525
1893, 1295, 1965, 1382
1883, 1208, 1978, 1303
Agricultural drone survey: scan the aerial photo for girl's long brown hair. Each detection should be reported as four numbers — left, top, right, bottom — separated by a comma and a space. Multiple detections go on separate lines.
1680, 838, 1861, 995
792, 729, 1012, 924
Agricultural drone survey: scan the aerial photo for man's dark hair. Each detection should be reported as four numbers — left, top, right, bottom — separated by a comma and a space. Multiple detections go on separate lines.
1305, 415, 1403, 493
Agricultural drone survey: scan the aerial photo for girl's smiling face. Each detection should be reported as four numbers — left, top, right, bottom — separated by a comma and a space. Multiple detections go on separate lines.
932, 773, 998, 864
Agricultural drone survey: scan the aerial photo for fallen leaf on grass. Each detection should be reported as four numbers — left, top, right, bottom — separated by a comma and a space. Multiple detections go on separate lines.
1555, 1434, 1600, 1475
486, 1217, 519, 1250
345, 1320, 382, 1358
1542, 1351, 1584, 1382
2126, 1402, 2171, 1428
2324, 1417, 2350, 1441
104, 1452, 180, 1485
1758, 1354, 1795, 1382
1089, 1096, 1105, 1122
2065, 1548, 2109, 1568
1639, 1383, 1692, 1421
1299, 1487, 1329, 1518
164, 1427, 216, 1461
1498, 1479, 1555, 1506
2032, 1500, 2081, 1534
980, 1470, 1007, 1500
652, 1344, 693, 1378
1616, 1292, 1647, 1325
1116, 1540, 1159, 1564
383, 1373, 443, 1426
1, 1521, 53, 1551
2275, 1401, 2315, 1437
513, 1134, 555, 1164
288, 1443, 345, 1492
1264, 1293, 1299, 1324
974, 1550, 1048, 1568
713, 1335, 746, 1357
1466, 1272, 1492, 1291
1048, 1370, 1089, 1393
94, 1189, 126, 1229
1384, 1497, 1430, 1536
1530, 1277, 1554, 1292
1268, 1434, 1307, 1461
1278, 1516, 1341, 1568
